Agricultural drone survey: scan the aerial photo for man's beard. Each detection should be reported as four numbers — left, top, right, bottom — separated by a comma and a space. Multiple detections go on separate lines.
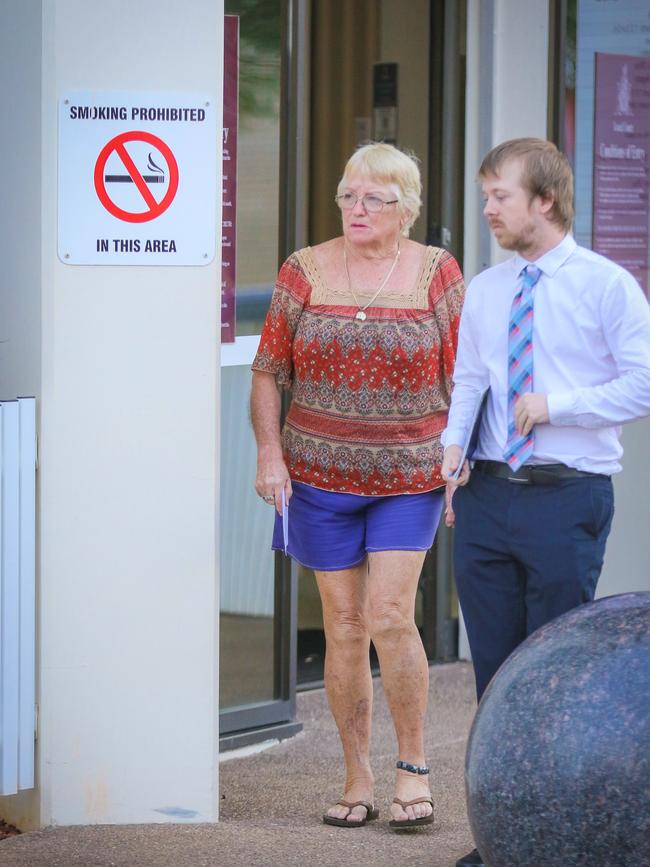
493, 219, 537, 254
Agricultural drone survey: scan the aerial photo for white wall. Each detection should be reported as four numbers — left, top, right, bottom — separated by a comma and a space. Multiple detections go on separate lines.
598, 419, 650, 597
0, 0, 222, 828
464, 0, 549, 282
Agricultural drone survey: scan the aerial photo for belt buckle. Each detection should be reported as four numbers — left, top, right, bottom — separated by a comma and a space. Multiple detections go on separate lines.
507, 474, 531, 484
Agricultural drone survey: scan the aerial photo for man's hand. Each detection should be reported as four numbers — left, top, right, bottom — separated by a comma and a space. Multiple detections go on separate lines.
444, 484, 457, 528
441, 445, 470, 528
441, 445, 469, 527
514, 393, 549, 436
441, 444, 470, 486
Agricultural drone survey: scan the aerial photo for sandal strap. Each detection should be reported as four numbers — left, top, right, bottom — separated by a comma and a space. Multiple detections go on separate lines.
337, 799, 374, 812
392, 796, 433, 809
396, 760, 430, 775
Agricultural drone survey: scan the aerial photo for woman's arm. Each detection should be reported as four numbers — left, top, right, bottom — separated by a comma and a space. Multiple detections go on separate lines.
250, 370, 292, 513
250, 253, 309, 512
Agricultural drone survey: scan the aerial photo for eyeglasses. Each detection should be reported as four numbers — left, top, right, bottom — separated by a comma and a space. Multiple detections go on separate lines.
335, 192, 399, 213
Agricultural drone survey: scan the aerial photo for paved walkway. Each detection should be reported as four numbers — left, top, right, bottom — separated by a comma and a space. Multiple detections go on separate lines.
0, 662, 477, 867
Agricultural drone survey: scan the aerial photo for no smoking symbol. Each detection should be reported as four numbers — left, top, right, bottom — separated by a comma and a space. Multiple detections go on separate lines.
94, 130, 179, 223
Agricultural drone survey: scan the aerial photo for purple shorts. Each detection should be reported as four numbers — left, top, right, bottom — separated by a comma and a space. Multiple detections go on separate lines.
272, 481, 445, 572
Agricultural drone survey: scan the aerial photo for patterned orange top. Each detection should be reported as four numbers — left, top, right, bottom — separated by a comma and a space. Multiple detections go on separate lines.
252, 245, 465, 496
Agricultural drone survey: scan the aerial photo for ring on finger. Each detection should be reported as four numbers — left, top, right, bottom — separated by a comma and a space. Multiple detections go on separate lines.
262, 494, 274, 503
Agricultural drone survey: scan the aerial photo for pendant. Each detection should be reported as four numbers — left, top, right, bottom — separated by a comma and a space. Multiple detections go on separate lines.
355, 310, 367, 321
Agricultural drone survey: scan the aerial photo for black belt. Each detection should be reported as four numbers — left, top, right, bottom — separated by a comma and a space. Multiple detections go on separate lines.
473, 460, 609, 486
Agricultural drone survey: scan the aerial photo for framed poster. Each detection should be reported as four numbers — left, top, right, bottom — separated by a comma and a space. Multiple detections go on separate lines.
593, 52, 650, 293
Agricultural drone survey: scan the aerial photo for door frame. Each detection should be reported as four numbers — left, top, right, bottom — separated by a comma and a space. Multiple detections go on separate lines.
219, 0, 310, 740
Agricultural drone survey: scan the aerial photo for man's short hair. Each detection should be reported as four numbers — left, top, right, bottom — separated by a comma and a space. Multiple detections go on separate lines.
479, 138, 574, 232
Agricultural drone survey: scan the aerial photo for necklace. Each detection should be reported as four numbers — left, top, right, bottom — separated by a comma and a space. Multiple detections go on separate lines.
343, 242, 401, 321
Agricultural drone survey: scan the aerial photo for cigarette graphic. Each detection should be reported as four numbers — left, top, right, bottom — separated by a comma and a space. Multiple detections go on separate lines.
105, 175, 165, 183
106, 152, 166, 184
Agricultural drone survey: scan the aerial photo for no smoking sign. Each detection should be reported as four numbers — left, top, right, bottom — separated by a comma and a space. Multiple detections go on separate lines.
94, 131, 179, 224
58, 91, 217, 265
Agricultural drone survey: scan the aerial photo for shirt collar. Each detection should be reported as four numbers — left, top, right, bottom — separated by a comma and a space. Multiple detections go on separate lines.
512, 234, 577, 278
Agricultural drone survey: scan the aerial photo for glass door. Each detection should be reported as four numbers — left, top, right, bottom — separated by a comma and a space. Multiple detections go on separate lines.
296, 0, 466, 686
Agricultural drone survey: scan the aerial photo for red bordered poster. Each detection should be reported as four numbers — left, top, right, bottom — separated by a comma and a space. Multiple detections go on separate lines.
221, 16, 239, 342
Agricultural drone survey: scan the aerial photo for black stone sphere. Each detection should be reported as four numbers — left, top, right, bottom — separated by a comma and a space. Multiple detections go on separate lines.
465, 592, 650, 867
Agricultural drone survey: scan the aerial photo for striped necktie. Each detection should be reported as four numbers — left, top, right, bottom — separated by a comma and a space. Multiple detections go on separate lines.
503, 264, 542, 470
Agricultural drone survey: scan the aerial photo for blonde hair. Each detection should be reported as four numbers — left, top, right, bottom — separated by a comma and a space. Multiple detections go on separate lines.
337, 142, 422, 237
479, 138, 574, 231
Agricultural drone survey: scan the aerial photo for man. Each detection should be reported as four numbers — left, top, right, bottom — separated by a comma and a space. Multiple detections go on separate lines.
442, 138, 650, 867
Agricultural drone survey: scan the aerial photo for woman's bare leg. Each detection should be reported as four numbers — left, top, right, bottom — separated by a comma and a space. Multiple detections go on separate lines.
366, 550, 432, 822
316, 563, 374, 824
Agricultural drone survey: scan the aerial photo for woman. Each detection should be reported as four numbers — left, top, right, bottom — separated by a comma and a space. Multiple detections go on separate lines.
250, 143, 464, 830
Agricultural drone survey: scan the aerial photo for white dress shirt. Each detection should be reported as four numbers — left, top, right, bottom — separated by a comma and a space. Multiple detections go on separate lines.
443, 234, 650, 475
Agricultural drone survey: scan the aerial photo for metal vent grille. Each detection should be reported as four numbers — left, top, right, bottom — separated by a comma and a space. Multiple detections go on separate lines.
0, 397, 36, 795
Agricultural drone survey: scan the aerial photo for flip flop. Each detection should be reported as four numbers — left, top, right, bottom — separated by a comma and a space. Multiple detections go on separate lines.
389, 796, 434, 831
322, 799, 379, 828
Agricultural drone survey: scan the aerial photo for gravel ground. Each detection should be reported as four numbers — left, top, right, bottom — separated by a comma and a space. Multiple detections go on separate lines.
0, 661, 477, 867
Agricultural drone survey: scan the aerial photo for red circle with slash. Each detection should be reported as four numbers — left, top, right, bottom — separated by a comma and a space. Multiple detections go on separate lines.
94, 130, 179, 223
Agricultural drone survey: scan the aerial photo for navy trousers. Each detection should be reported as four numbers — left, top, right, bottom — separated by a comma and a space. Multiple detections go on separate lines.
453, 469, 614, 700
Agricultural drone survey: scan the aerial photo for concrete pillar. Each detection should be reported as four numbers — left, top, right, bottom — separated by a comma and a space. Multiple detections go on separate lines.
464, 0, 549, 282
0, 0, 222, 827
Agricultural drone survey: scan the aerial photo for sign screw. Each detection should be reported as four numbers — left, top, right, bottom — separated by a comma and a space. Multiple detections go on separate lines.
64, 253, 70, 259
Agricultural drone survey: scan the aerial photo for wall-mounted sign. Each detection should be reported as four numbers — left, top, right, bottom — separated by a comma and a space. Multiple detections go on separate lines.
373, 63, 398, 145
222, 16, 239, 343
593, 53, 650, 294
58, 91, 217, 265
574, 0, 650, 252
